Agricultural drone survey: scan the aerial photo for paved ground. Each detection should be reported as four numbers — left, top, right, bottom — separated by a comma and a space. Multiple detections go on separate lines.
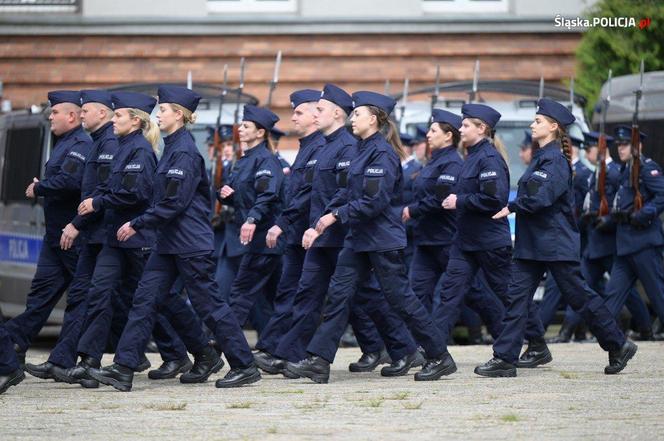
1, 341, 663, 441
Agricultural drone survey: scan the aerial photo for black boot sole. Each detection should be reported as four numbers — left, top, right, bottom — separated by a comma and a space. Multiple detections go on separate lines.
516, 351, 553, 368
51, 369, 99, 388
135, 359, 152, 373
87, 371, 132, 392
148, 362, 193, 380
414, 363, 457, 381
285, 365, 329, 384
474, 366, 516, 378
24, 366, 54, 380
180, 358, 224, 384
605, 343, 638, 375
215, 370, 261, 388
381, 362, 414, 377
0, 370, 25, 394
349, 362, 380, 373
255, 357, 285, 375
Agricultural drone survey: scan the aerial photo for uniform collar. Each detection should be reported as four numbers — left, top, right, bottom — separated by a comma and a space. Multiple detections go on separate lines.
358, 130, 381, 149
243, 141, 267, 157
163, 126, 188, 146
466, 138, 488, 155
299, 130, 322, 148
324, 126, 347, 143
534, 140, 561, 159
118, 128, 143, 145
431, 145, 456, 161
90, 121, 114, 141
56, 124, 84, 143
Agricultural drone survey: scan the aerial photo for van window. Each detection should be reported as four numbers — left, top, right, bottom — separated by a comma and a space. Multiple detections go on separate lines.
2, 126, 44, 204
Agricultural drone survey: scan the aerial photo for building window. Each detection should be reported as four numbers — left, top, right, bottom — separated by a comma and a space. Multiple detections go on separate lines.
207, 0, 296, 13
0, 0, 78, 13
422, 0, 508, 13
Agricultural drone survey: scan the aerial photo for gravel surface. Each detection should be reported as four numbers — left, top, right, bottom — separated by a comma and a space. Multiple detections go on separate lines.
1, 342, 662, 441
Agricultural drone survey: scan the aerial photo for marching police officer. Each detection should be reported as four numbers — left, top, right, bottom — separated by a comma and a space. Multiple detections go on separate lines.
603, 126, 664, 331
478, 98, 636, 377
218, 105, 286, 329
255, 90, 325, 366
287, 91, 451, 383
23, 90, 119, 381
88, 85, 259, 391
5, 90, 92, 365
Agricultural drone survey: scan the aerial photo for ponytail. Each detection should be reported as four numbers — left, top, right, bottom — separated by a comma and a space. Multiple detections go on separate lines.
368, 106, 407, 161
129, 108, 160, 152
542, 115, 572, 166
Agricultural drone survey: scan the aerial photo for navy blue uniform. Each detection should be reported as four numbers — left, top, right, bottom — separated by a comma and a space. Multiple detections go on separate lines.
401, 157, 422, 268
222, 142, 285, 327
0, 323, 19, 376
408, 145, 505, 337
255, 131, 325, 355
492, 141, 625, 364
306, 131, 444, 363
44, 121, 118, 368
604, 156, 664, 326
113, 127, 253, 370
431, 138, 513, 350
6, 125, 91, 353
274, 127, 415, 363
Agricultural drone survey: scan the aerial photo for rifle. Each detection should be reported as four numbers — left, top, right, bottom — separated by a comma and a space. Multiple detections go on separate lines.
470, 59, 480, 103
265, 50, 282, 109
430, 64, 440, 116
212, 64, 229, 220
631, 59, 645, 211
398, 77, 409, 128
232, 57, 246, 162
596, 69, 611, 216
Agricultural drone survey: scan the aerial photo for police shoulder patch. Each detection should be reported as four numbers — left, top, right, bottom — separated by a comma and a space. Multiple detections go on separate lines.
438, 174, 456, 182
479, 170, 497, 179
533, 170, 548, 179
365, 167, 385, 176
68, 151, 86, 162
166, 168, 184, 177
337, 160, 351, 169
306, 159, 317, 167
125, 163, 143, 171
98, 154, 114, 161
255, 169, 273, 177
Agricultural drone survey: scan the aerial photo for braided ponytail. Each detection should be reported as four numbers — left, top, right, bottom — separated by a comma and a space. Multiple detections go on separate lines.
542, 115, 572, 166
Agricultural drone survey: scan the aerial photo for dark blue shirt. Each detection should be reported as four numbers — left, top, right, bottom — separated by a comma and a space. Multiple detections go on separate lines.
612, 156, 664, 256
221, 142, 285, 255
34, 125, 92, 247
92, 129, 157, 249
584, 160, 620, 260
70, 121, 118, 245
455, 138, 511, 252
131, 127, 214, 254
408, 146, 462, 246
335, 131, 406, 253
508, 141, 579, 261
274, 130, 325, 245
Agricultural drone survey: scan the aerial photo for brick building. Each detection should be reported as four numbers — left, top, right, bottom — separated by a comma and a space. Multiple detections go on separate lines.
0, 0, 593, 150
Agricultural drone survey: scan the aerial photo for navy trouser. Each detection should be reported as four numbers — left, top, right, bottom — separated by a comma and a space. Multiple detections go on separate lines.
6, 244, 78, 352
464, 271, 506, 339
229, 252, 282, 328
47, 243, 102, 367
432, 245, 513, 350
255, 245, 305, 355
216, 253, 241, 303
114, 252, 253, 370
495, 259, 625, 364
605, 247, 664, 326
412, 245, 505, 339
0, 323, 19, 375
536, 273, 563, 329
307, 247, 444, 363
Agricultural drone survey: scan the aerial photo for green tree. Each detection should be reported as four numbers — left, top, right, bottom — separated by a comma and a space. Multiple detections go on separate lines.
575, 0, 664, 119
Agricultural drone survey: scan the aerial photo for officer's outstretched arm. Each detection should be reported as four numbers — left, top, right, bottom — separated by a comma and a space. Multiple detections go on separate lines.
131, 152, 199, 230
508, 158, 567, 214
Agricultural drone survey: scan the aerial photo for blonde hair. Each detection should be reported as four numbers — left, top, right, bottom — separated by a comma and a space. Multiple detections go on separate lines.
367, 106, 407, 161
169, 103, 198, 125
128, 108, 160, 152
468, 118, 509, 165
